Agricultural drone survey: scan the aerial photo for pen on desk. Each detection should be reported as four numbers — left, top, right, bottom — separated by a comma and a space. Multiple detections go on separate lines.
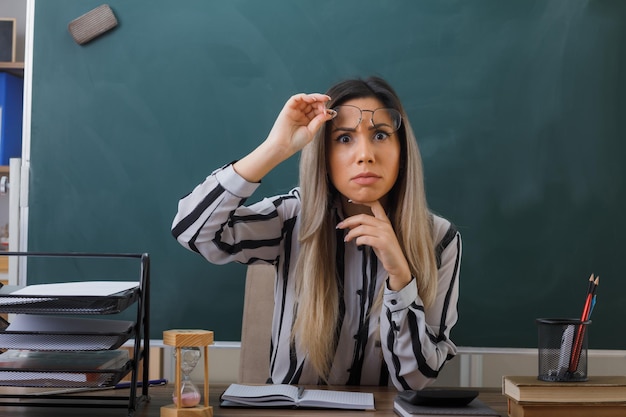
29, 379, 168, 396
114, 378, 168, 389
297, 386, 305, 399
29, 386, 116, 396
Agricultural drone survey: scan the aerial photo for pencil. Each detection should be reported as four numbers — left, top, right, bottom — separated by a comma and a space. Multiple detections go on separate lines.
588, 277, 599, 318
585, 274, 594, 298
568, 274, 599, 373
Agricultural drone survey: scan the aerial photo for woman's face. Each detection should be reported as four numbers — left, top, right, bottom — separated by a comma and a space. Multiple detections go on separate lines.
326, 97, 401, 211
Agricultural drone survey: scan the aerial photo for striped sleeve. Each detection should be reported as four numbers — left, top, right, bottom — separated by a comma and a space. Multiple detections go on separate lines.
171, 164, 299, 265
380, 216, 461, 390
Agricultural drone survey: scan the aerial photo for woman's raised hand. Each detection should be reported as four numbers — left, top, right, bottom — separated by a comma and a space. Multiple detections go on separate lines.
266, 93, 334, 157
234, 93, 334, 183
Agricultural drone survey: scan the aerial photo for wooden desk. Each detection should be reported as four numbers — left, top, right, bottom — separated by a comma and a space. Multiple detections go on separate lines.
0, 384, 509, 417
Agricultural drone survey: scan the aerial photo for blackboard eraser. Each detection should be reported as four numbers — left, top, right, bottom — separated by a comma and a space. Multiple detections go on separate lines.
68, 4, 118, 45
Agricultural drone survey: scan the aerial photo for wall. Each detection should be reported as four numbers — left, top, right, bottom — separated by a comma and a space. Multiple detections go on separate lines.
0, 0, 26, 277
0, 0, 26, 62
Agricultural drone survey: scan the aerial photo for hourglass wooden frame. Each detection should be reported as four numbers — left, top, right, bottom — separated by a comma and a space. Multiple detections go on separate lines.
161, 330, 214, 417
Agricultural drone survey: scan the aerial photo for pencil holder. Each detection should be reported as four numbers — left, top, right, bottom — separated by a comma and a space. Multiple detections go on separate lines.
536, 318, 591, 382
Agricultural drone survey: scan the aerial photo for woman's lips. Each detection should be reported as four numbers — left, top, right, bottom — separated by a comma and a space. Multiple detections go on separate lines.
351, 173, 380, 185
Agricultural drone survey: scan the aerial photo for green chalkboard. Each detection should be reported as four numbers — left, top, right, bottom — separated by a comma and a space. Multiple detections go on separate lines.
29, 0, 626, 348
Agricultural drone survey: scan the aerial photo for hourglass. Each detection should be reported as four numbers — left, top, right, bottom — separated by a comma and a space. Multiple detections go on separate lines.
176, 346, 201, 407
161, 330, 214, 417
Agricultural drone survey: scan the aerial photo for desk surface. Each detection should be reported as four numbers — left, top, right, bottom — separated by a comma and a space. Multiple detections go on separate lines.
0, 384, 508, 417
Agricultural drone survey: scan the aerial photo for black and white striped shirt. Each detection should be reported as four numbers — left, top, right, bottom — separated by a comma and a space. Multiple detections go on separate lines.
172, 164, 461, 390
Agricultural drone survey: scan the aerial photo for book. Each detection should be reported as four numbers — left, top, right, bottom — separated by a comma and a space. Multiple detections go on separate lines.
502, 375, 626, 403
507, 398, 626, 417
220, 383, 375, 410
393, 396, 501, 416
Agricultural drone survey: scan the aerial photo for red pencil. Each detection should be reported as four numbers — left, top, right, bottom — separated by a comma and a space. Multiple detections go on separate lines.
568, 274, 598, 373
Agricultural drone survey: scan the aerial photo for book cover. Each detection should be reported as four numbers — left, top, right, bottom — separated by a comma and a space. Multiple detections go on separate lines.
393, 397, 501, 417
220, 383, 375, 410
507, 398, 626, 417
502, 375, 626, 403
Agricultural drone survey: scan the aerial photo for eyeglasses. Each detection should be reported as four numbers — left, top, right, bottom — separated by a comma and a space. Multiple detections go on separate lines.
329, 105, 402, 133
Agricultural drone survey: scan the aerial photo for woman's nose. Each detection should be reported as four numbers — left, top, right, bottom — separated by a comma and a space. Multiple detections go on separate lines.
356, 135, 375, 164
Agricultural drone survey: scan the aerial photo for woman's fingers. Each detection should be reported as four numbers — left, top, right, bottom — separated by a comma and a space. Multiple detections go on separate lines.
337, 200, 411, 285
337, 200, 390, 245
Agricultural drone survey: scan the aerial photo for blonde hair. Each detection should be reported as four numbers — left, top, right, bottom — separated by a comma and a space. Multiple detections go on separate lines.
293, 77, 438, 381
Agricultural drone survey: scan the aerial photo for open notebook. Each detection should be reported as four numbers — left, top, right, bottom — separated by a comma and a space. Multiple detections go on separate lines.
220, 383, 375, 410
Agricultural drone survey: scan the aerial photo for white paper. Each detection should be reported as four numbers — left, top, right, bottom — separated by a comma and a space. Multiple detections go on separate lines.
300, 389, 375, 409
11, 281, 138, 297
0, 349, 129, 385
0, 315, 134, 350
0, 296, 53, 306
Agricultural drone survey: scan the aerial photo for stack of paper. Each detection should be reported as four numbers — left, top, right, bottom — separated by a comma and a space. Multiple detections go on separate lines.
0, 315, 134, 350
0, 349, 129, 386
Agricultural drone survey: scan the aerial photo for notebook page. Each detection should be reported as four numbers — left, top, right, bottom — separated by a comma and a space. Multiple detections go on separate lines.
300, 389, 375, 409
222, 383, 298, 406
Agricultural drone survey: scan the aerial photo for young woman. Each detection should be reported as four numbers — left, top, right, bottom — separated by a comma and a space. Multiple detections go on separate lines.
172, 77, 461, 390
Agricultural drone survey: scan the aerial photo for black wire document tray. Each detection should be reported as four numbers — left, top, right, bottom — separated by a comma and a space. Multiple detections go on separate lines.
0, 252, 151, 416
0, 315, 135, 351
0, 349, 132, 388
0, 282, 139, 314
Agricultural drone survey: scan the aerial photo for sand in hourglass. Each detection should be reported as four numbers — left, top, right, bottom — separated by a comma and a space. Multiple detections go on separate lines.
173, 391, 201, 407
172, 347, 202, 408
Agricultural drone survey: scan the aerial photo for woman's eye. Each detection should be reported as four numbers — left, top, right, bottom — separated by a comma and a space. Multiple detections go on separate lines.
336, 134, 352, 144
374, 131, 390, 141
